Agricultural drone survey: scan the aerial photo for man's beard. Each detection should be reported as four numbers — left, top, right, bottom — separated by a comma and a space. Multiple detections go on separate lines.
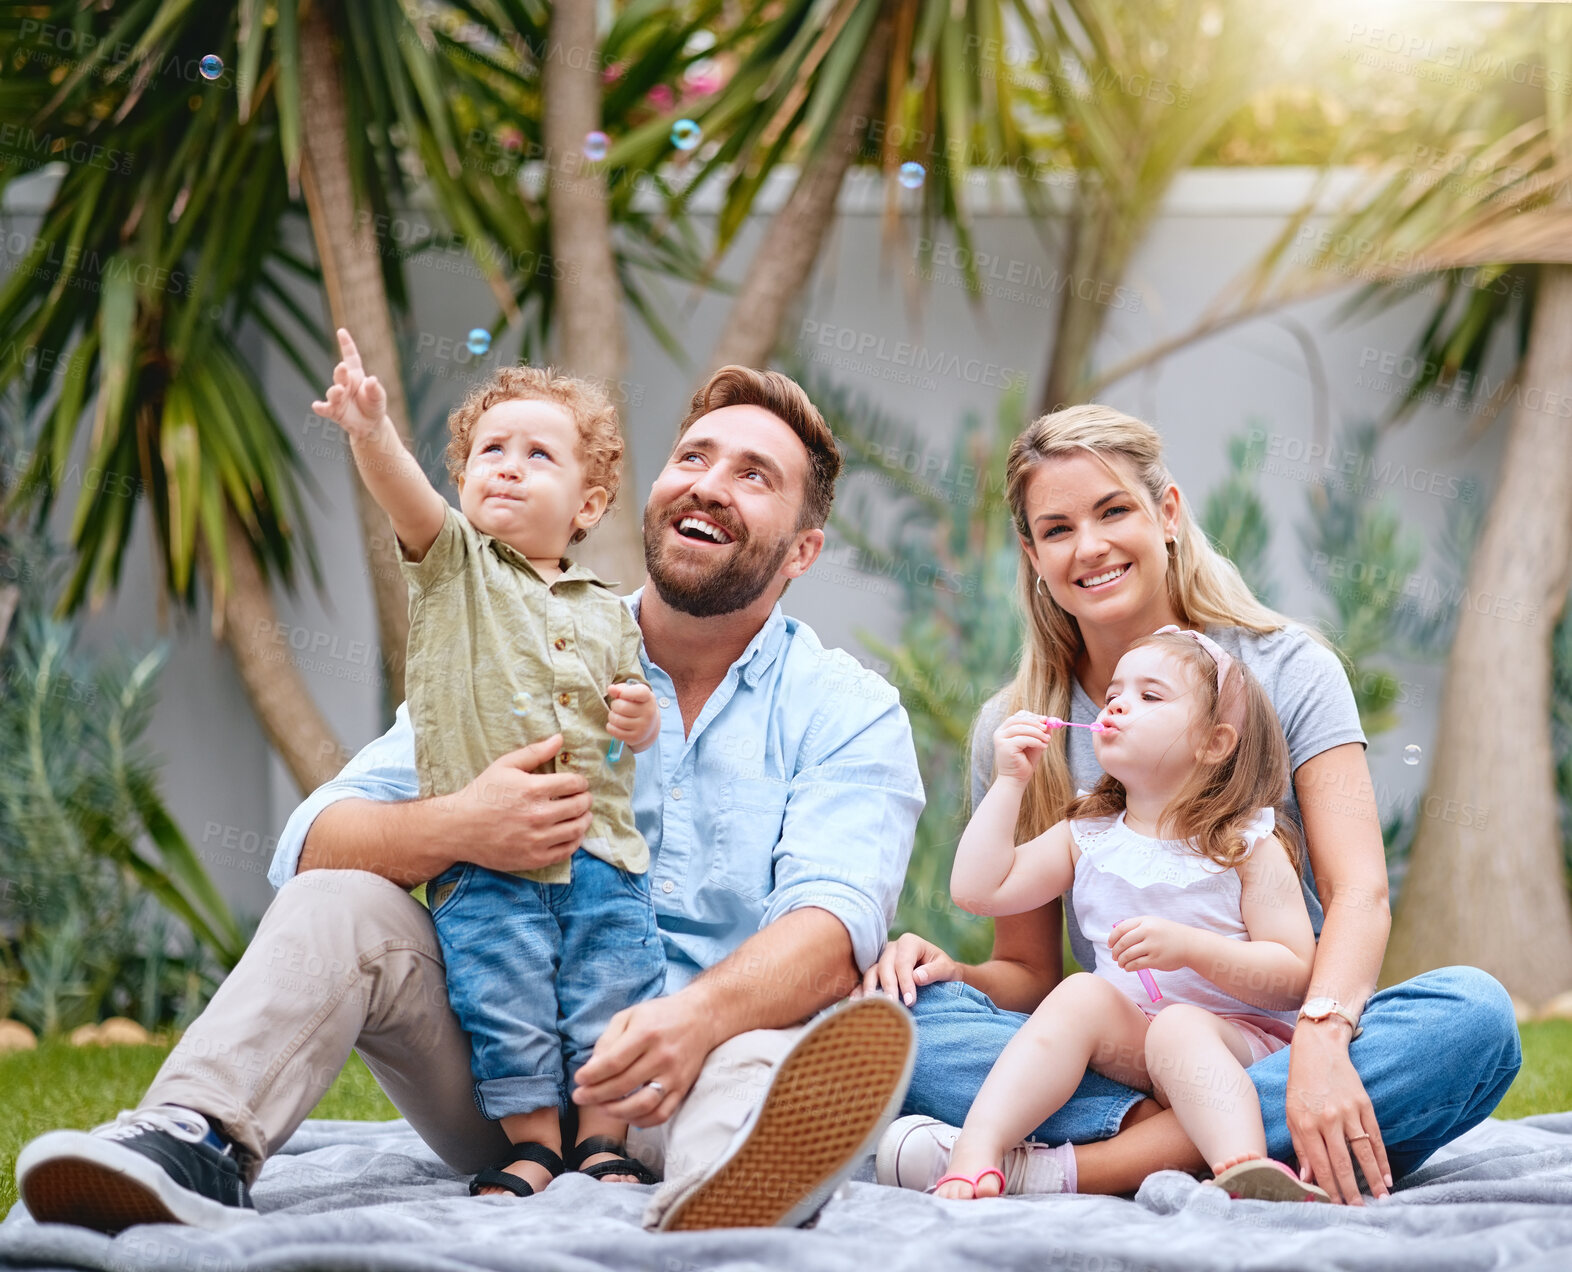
643, 496, 795, 617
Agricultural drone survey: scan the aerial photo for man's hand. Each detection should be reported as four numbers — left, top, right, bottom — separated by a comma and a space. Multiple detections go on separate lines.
571, 992, 718, 1128
452, 734, 594, 875
606, 681, 660, 750
311, 328, 389, 444
1108, 916, 1195, 973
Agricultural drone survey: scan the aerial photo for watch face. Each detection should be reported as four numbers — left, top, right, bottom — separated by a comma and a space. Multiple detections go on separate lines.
1300, 998, 1335, 1018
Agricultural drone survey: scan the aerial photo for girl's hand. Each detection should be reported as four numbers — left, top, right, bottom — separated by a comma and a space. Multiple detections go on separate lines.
311, 328, 389, 444
1285, 1023, 1393, 1205
606, 681, 659, 748
853, 934, 963, 1007
992, 711, 1055, 786
1108, 916, 1195, 973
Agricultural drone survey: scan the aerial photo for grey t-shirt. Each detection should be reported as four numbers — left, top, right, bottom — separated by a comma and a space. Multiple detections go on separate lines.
969, 622, 1368, 974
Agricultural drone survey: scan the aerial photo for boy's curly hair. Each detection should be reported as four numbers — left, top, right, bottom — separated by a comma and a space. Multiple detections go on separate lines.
444, 366, 623, 544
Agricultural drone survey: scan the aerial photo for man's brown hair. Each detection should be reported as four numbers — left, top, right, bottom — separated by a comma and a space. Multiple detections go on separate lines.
445, 366, 623, 544
676, 366, 841, 530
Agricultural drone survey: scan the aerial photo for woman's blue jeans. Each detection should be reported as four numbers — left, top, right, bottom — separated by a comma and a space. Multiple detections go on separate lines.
904, 965, 1521, 1180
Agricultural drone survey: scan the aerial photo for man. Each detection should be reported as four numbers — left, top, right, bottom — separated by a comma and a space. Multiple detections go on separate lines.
17, 364, 924, 1233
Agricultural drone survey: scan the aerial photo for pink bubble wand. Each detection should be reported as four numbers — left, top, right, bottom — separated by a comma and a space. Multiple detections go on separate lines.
1114, 917, 1162, 1003
1042, 716, 1107, 733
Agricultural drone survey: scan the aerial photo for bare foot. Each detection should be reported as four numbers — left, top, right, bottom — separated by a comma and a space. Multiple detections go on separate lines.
1211, 1151, 1264, 1176
934, 1139, 1005, 1200
476, 1157, 555, 1197
577, 1150, 643, 1184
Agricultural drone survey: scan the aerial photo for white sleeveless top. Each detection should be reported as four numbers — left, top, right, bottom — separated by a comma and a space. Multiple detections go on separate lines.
1069, 805, 1297, 1028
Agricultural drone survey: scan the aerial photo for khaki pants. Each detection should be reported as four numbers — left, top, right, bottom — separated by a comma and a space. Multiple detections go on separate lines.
144, 871, 797, 1223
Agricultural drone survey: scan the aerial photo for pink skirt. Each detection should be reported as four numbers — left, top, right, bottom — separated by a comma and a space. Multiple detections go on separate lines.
1140, 1006, 1294, 1064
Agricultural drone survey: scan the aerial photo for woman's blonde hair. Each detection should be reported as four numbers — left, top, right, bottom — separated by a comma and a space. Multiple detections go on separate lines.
991, 403, 1331, 849
1066, 631, 1303, 872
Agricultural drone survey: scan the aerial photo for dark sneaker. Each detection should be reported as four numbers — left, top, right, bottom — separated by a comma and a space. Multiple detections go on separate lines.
655, 995, 915, 1231
16, 1106, 258, 1233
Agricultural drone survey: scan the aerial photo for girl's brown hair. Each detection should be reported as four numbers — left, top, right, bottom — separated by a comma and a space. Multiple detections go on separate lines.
1067, 631, 1304, 872
986, 403, 1337, 848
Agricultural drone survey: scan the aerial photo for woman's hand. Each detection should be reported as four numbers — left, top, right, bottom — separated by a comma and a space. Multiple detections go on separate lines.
1108, 915, 1195, 972
1285, 1019, 1393, 1205
854, 934, 963, 1006
993, 711, 1054, 785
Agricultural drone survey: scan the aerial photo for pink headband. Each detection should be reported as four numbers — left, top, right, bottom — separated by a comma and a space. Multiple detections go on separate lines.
1153, 624, 1246, 733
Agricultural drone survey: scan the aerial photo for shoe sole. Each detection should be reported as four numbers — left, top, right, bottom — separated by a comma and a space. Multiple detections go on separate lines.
17, 1132, 258, 1234
1212, 1159, 1330, 1203
658, 995, 915, 1231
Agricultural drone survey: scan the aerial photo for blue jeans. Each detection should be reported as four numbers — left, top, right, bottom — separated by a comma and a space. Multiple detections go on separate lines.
430, 850, 666, 1120
905, 965, 1521, 1180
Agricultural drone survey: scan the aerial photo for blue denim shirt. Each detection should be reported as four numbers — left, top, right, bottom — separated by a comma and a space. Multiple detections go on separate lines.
269, 590, 924, 993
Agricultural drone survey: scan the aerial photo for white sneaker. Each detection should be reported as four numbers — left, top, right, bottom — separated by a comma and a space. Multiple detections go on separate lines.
875, 1115, 1074, 1195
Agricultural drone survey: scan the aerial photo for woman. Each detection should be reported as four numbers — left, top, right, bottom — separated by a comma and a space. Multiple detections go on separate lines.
866, 405, 1519, 1206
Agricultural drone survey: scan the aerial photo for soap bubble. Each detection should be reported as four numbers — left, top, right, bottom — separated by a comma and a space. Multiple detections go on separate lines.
898, 161, 926, 190
582, 130, 609, 162
510, 691, 533, 718
1403, 744, 1421, 766
465, 328, 491, 357
670, 118, 702, 151
200, 54, 223, 81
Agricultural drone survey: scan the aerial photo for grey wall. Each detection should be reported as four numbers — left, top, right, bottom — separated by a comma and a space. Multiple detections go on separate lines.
2, 165, 1513, 916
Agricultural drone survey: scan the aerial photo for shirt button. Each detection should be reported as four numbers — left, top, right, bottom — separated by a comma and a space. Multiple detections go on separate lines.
658, 696, 671, 708
554, 638, 567, 651
661, 879, 675, 894
671, 787, 683, 800
558, 693, 571, 706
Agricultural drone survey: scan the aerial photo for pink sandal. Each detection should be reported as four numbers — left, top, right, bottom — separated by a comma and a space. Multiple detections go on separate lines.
1211, 1158, 1330, 1203
930, 1167, 1006, 1198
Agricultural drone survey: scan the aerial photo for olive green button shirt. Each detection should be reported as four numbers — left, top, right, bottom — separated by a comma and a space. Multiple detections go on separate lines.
400, 504, 648, 883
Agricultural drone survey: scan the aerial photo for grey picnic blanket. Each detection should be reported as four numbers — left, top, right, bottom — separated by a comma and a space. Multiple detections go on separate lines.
4, 1113, 1572, 1271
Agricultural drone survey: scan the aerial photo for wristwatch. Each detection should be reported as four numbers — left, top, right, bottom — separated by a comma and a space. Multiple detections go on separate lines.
1297, 997, 1363, 1039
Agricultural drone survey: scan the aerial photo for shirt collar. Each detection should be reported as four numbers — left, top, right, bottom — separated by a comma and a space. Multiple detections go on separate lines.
485, 535, 611, 588
626, 587, 787, 686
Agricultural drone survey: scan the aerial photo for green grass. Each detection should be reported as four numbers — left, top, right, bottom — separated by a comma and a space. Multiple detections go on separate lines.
0, 1041, 397, 1216
2, 1023, 1569, 1219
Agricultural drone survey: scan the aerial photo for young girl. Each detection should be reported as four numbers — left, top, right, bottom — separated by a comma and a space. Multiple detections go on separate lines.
930, 626, 1324, 1203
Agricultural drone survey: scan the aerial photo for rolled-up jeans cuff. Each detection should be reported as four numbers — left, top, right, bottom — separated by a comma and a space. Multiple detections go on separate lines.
1036, 1087, 1146, 1145
474, 1074, 561, 1121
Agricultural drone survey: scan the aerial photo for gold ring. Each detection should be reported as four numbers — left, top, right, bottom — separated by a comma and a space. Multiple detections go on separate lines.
1348, 1132, 1371, 1142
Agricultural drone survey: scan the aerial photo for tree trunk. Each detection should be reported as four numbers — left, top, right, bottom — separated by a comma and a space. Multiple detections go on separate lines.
703, 7, 894, 378
296, 4, 412, 708
542, 0, 642, 590
213, 509, 345, 794
1037, 184, 1136, 415
1382, 263, 1572, 1006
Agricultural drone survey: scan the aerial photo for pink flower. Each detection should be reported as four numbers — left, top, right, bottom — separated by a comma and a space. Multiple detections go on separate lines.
646, 84, 675, 109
